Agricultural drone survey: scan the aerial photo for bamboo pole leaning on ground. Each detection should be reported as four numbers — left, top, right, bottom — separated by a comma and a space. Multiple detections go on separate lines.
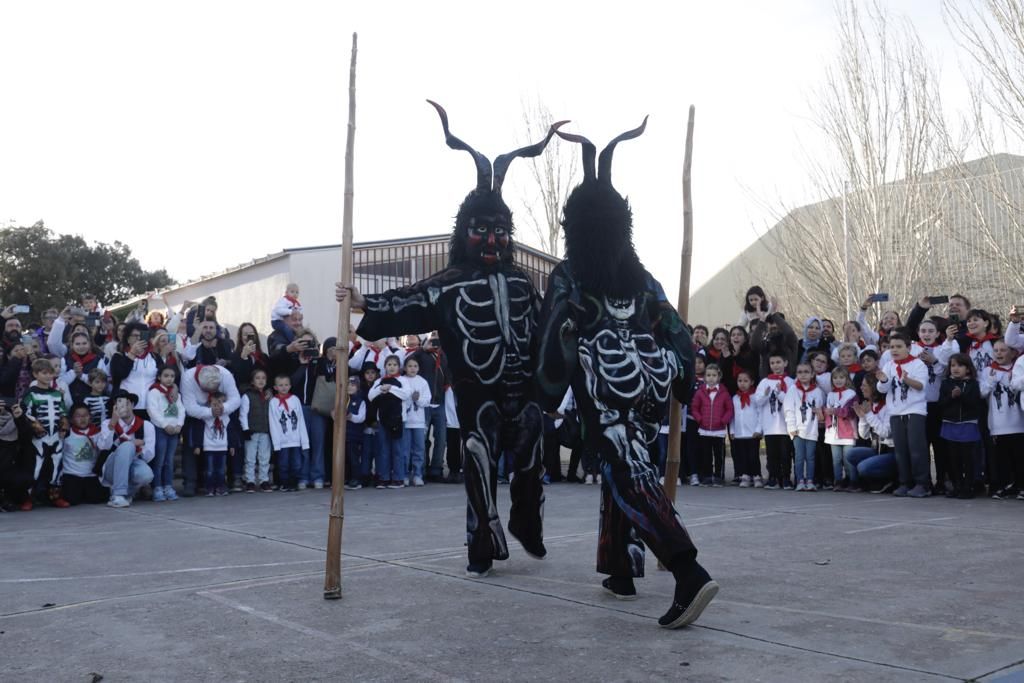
662, 105, 695, 506
324, 32, 358, 601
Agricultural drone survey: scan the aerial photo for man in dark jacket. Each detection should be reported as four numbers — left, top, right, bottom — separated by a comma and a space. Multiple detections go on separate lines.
750, 312, 799, 379
410, 332, 453, 481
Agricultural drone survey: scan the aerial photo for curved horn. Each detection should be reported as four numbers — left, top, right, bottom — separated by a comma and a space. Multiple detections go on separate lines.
492, 120, 570, 193
554, 129, 596, 181
427, 99, 492, 192
598, 116, 649, 185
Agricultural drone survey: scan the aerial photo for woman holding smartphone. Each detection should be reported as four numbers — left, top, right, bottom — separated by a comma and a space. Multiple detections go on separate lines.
230, 323, 267, 392
109, 322, 161, 417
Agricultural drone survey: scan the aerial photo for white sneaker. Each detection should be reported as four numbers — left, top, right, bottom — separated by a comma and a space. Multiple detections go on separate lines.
412, 476, 424, 487
753, 476, 764, 489
313, 481, 324, 490
659, 476, 665, 485
689, 474, 700, 486
107, 495, 130, 508
297, 482, 307, 490
795, 481, 806, 492
738, 475, 752, 488
163, 486, 179, 501
595, 474, 602, 484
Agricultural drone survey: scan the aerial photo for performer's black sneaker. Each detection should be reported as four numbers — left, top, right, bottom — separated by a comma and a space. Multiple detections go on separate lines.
658, 563, 719, 629
465, 561, 492, 578
601, 577, 638, 601
508, 522, 547, 560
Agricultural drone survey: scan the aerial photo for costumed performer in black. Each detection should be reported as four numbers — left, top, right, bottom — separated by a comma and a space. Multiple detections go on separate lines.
336, 101, 563, 577
534, 119, 718, 628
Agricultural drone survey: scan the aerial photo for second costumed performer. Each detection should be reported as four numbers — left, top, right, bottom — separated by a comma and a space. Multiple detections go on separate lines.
337, 101, 563, 577
535, 119, 719, 628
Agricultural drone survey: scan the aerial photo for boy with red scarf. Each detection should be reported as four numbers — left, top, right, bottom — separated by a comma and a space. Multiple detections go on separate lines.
875, 332, 929, 497
101, 390, 155, 508
268, 374, 308, 492
60, 403, 112, 505
754, 353, 794, 489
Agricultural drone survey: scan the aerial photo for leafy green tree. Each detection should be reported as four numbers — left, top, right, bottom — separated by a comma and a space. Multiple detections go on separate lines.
0, 221, 174, 314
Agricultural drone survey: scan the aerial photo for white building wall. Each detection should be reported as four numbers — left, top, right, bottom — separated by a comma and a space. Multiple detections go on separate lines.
288, 247, 345, 342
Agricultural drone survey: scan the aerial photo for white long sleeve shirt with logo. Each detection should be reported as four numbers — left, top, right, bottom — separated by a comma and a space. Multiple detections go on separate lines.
979, 364, 1024, 436
784, 383, 824, 440
876, 358, 928, 417
399, 375, 432, 429
753, 377, 789, 436
910, 342, 951, 403
268, 394, 309, 450
730, 395, 762, 439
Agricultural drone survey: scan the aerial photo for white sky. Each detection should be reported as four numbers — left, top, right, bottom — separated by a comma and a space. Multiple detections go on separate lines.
0, 1, 972, 300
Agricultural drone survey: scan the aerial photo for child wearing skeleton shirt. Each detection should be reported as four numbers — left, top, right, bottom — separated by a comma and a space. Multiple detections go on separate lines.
875, 332, 930, 497
60, 403, 113, 505
368, 355, 411, 489
22, 358, 70, 507
824, 367, 860, 491
84, 369, 111, 427
269, 374, 308, 492
270, 283, 304, 343
785, 362, 824, 492
979, 340, 1024, 499
729, 371, 762, 488
754, 353, 792, 490
948, 310, 998, 376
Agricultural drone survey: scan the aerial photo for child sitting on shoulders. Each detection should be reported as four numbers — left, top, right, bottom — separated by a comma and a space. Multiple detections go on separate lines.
270, 283, 303, 343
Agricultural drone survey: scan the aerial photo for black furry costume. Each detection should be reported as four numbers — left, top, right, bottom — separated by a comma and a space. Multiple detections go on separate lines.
536, 119, 706, 584
356, 101, 564, 571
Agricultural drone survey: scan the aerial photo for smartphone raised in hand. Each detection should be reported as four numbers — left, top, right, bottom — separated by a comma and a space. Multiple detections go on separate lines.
867, 293, 890, 303
928, 295, 950, 305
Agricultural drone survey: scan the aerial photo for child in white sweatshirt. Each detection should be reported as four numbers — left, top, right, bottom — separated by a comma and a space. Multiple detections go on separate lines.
785, 362, 825, 491
146, 367, 185, 501
875, 332, 929, 498
268, 374, 309, 491
400, 355, 432, 487
753, 353, 792, 489
730, 371, 762, 488
979, 339, 1024, 499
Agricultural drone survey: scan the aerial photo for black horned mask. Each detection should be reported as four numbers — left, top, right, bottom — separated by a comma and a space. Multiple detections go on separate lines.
427, 100, 566, 267
558, 118, 649, 299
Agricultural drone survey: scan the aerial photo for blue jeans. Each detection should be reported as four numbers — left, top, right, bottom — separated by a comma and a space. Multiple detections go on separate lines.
278, 446, 303, 486
301, 405, 326, 484
793, 437, 816, 482
424, 406, 447, 476
848, 448, 896, 482
271, 319, 295, 342
361, 429, 379, 481
244, 433, 272, 483
100, 442, 154, 497
830, 444, 856, 483
406, 427, 426, 478
153, 428, 179, 489
205, 451, 227, 491
377, 429, 409, 482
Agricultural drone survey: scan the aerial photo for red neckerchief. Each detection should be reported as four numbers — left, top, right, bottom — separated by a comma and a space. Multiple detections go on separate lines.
114, 416, 144, 453
285, 295, 301, 307
150, 382, 174, 397
846, 363, 862, 374
969, 332, 997, 350
872, 398, 886, 414
767, 373, 788, 393
71, 424, 100, 437
797, 381, 816, 403
213, 416, 224, 433
856, 339, 866, 349
893, 355, 915, 379
70, 351, 97, 366
737, 389, 754, 408
917, 340, 940, 348
832, 384, 849, 396
383, 373, 400, 381
130, 344, 151, 359
274, 393, 293, 409
193, 364, 207, 383
349, 341, 362, 359
706, 348, 722, 361
990, 362, 1013, 383
250, 349, 264, 365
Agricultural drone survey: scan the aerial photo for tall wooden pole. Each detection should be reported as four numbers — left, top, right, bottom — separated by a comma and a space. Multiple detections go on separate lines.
324, 32, 358, 600
663, 105, 695, 506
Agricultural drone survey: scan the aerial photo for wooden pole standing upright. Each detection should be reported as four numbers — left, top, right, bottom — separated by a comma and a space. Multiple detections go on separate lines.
662, 105, 695, 506
324, 32, 358, 600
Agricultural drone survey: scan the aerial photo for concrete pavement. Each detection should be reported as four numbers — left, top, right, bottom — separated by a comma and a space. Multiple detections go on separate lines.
2, 480, 1023, 682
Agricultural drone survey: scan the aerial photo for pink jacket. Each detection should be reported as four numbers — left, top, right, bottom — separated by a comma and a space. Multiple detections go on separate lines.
690, 383, 735, 432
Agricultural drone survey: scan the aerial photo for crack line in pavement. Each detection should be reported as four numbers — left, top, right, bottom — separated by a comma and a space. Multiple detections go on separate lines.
971, 655, 1024, 681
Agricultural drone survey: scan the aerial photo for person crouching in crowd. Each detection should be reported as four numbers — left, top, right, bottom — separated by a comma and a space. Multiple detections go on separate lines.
102, 390, 155, 509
